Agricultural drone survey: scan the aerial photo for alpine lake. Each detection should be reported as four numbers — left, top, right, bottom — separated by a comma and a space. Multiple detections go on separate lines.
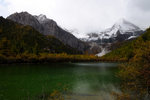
0, 62, 120, 100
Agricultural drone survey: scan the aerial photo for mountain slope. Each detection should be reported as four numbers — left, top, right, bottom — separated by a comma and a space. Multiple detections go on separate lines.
0, 17, 80, 55
7, 12, 89, 52
101, 28, 150, 61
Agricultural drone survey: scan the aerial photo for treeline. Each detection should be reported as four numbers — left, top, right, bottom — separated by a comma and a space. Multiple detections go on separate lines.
0, 17, 103, 63
108, 28, 150, 99
0, 53, 100, 64
101, 28, 150, 61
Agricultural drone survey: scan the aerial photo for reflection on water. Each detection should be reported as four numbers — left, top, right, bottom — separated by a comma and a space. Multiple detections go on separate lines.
69, 83, 121, 100
0, 62, 120, 100
74, 62, 118, 67
67, 62, 120, 100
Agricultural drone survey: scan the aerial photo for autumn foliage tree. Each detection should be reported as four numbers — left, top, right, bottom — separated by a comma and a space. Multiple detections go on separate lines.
118, 41, 150, 100
0, 37, 13, 56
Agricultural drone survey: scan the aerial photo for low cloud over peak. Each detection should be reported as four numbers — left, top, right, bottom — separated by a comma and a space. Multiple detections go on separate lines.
1, 0, 150, 35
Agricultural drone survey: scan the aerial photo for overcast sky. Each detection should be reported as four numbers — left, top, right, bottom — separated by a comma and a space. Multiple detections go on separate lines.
0, 0, 150, 37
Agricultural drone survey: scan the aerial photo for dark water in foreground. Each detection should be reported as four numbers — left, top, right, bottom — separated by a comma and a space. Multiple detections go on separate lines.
0, 63, 120, 100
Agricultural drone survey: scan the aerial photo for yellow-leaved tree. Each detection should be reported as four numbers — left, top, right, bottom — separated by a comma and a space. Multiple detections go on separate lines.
118, 41, 150, 100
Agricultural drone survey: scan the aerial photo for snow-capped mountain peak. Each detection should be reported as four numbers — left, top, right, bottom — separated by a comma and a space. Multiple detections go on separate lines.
80, 19, 144, 57
101, 19, 141, 37
82, 18, 143, 43
97, 19, 141, 39
112, 18, 141, 33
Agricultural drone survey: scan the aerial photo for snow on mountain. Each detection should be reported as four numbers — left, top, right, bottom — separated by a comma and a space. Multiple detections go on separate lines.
80, 19, 144, 56
96, 48, 110, 57
82, 19, 143, 42
113, 19, 141, 32
67, 29, 88, 38
102, 19, 141, 36
127, 36, 137, 40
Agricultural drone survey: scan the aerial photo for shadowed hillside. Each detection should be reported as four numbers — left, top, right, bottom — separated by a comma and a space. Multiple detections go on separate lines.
0, 16, 81, 56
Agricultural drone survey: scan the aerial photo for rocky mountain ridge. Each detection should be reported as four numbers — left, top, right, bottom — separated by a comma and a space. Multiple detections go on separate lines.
7, 12, 89, 52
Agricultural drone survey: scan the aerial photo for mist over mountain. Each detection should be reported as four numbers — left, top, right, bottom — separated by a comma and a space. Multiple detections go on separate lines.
82, 19, 144, 43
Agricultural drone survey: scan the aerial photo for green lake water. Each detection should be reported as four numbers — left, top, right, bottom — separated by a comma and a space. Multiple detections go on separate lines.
0, 62, 120, 100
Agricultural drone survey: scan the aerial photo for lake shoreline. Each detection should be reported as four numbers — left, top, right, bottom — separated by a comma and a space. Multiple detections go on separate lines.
0, 58, 126, 65
0, 53, 127, 64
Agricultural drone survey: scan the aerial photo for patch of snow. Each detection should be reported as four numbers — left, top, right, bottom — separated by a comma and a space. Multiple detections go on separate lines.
112, 19, 141, 33
128, 36, 137, 40
68, 29, 88, 38
88, 37, 99, 41
96, 48, 110, 57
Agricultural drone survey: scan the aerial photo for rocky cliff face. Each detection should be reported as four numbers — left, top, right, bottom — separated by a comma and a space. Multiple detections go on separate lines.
7, 12, 89, 52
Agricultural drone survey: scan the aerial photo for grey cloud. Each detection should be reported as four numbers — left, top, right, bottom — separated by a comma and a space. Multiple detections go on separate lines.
133, 0, 150, 11
1, 0, 150, 37
125, 0, 150, 29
